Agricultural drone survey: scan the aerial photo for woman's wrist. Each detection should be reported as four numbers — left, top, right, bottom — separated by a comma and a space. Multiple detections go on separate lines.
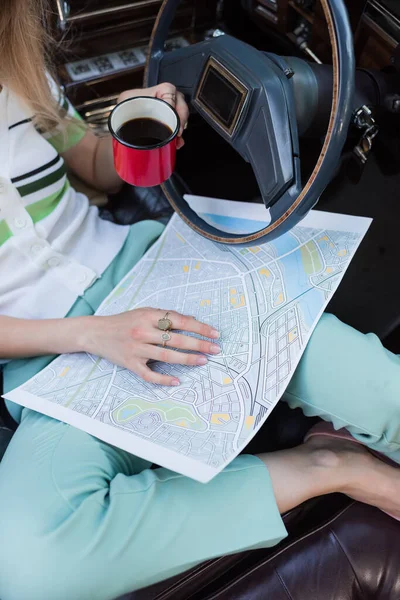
36, 315, 96, 356
67, 315, 99, 355
0, 315, 96, 360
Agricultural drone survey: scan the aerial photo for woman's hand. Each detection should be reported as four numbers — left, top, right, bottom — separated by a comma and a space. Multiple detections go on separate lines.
117, 83, 189, 149
81, 308, 220, 386
62, 82, 188, 192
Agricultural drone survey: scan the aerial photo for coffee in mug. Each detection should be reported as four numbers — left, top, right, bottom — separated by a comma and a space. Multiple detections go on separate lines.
117, 118, 173, 147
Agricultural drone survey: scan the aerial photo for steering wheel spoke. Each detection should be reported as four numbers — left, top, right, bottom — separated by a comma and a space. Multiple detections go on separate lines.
145, 0, 355, 244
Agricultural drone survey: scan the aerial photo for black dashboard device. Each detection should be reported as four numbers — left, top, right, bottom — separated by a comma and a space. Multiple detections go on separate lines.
194, 57, 249, 137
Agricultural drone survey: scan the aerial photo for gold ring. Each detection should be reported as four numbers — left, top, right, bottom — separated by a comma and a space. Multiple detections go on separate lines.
158, 312, 172, 331
161, 332, 171, 347
162, 92, 176, 102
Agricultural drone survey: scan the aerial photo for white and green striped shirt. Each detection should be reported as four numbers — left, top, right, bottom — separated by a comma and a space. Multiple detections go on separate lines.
0, 83, 129, 322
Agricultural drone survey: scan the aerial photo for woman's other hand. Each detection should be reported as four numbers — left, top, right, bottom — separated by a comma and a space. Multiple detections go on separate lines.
80, 308, 220, 386
117, 83, 189, 149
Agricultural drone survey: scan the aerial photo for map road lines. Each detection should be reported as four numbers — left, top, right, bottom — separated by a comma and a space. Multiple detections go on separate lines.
5, 207, 371, 482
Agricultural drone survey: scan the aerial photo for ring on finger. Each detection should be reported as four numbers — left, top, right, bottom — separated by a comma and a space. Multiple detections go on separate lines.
161, 332, 171, 347
161, 92, 176, 102
158, 311, 173, 331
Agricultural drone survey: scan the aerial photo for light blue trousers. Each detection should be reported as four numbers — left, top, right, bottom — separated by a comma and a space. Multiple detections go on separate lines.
1, 223, 400, 600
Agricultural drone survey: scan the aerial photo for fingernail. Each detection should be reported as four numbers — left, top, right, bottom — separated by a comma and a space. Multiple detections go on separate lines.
196, 356, 208, 366
210, 329, 220, 339
171, 378, 180, 386
210, 344, 221, 355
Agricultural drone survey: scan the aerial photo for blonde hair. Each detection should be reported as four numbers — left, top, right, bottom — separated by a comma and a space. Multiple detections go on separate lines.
0, 0, 67, 131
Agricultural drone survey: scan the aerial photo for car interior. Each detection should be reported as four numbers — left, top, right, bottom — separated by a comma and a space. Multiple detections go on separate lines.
1, 0, 400, 597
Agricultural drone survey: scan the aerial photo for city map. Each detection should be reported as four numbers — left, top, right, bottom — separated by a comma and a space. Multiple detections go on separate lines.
5, 197, 371, 482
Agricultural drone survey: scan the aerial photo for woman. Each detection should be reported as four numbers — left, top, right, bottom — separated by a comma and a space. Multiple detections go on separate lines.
0, 1, 400, 599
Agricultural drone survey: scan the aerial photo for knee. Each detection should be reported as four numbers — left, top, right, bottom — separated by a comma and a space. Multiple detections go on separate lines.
307, 312, 382, 362
313, 312, 344, 338
317, 313, 382, 349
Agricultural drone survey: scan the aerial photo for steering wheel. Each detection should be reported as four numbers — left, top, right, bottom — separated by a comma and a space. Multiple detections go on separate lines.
144, 0, 354, 244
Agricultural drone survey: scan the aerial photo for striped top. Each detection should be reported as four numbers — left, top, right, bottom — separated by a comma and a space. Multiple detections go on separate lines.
0, 82, 129, 325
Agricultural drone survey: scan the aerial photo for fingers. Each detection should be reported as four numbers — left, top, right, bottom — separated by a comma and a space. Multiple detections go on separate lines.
175, 91, 189, 136
158, 90, 177, 107
117, 83, 189, 142
155, 84, 189, 136
136, 364, 180, 387
146, 330, 221, 355
143, 344, 209, 367
117, 89, 140, 103
131, 308, 219, 340
154, 82, 178, 107
127, 308, 221, 387
158, 310, 219, 339
118, 84, 175, 104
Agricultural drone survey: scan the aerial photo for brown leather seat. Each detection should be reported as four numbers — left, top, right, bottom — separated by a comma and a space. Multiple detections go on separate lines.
127, 501, 400, 600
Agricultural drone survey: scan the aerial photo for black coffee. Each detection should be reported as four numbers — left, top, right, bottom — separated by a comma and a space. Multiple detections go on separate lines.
117, 117, 172, 147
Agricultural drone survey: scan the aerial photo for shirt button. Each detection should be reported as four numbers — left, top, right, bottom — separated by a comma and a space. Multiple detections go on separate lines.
48, 257, 61, 267
76, 273, 88, 284
31, 244, 44, 255
14, 217, 27, 229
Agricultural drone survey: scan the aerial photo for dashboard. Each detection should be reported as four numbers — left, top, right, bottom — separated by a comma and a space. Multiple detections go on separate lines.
242, 0, 400, 70
54, 0, 219, 130
54, 0, 400, 133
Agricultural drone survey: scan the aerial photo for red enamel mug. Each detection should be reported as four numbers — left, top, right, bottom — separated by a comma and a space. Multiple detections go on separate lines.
108, 96, 180, 187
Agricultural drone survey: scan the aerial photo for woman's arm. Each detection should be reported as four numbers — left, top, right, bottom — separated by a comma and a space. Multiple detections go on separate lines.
0, 309, 220, 386
61, 132, 122, 194
0, 315, 88, 358
61, 83, 189, 194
